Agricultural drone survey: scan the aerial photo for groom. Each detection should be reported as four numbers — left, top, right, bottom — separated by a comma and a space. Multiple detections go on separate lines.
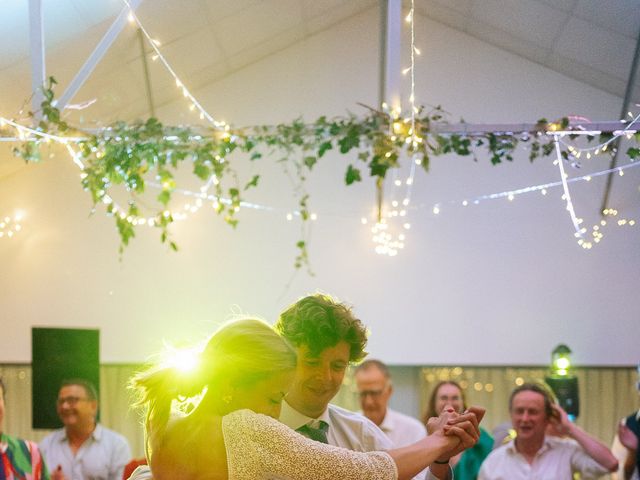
276, 293, 470, 479
276, 293, 391, 451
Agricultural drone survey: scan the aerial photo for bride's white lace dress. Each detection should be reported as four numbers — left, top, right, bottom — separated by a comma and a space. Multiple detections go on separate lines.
128, 409, 398, 480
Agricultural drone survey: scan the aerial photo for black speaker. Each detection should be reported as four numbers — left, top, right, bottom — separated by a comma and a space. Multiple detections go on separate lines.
545, 375, 579, 419
32, 327, 100, 429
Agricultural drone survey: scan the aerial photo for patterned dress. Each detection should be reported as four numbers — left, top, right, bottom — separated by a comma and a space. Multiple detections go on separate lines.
0, 433, 49, 480
128, 409, 399, 480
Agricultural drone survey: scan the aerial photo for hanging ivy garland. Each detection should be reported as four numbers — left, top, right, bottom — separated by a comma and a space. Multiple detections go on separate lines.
7, 77, 640, 270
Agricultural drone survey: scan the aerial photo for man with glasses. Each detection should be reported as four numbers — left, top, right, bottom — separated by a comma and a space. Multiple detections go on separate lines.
39, 379, 130, 480
355, 359, 427, 448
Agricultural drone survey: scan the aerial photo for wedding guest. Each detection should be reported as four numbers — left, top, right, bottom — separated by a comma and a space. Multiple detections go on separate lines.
423, 381, 492, 480
611, 375, 639, 480
355, 359, 427, 447
0, 377, 50, 479
479, 382, 618, 480
130, 317, 484, 480
40, 379, 131, 480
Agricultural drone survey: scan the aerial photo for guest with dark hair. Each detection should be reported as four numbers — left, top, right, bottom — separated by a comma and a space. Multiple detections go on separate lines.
39, 379, 130, 480
479, 382, 618, 480
128, 317, 484, 480
422, 381, 492, 480
0, 377, 50, 479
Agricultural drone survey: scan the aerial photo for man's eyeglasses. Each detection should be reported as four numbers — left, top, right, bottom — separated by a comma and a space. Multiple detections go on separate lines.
56, 396, 88, 406
358, 389, 385, 399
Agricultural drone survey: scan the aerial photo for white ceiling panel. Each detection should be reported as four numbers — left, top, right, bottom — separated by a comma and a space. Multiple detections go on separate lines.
212, 0, 303, 58
556, 16, 635, 81
469, 0, 570, 50
136, 0, 210, 46
425, 0, 472, 16
416, 1, 471, 32
573, 0, 640, 39
0, 0, 638, 123
70, 0, 122, 29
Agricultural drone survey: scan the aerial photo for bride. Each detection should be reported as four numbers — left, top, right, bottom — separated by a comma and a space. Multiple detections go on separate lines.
130, 318, 483, 480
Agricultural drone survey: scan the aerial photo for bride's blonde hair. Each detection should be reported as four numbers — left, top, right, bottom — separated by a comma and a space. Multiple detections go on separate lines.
131, 318, 297, 434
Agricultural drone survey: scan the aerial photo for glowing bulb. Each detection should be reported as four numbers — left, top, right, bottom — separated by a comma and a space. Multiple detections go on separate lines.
166, 348, 199, 373
127, 11, 135, 23
432, 206, 440, 214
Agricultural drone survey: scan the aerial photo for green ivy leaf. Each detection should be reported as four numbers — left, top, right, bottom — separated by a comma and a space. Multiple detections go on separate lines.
193, 163, 210, 180
157, 190, 171, 206
345, 164, 361, 185
244, 174, 260, 190
303, 156, 317, 169
318, 141, 332, 157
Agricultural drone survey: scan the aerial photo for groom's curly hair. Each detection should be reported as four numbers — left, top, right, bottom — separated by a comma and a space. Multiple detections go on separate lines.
276, 293, 368, 363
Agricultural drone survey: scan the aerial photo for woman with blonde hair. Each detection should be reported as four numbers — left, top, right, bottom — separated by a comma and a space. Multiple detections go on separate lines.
131, 319, 483, 480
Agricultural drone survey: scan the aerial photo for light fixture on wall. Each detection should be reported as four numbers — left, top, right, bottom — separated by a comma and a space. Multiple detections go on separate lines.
545, 344, 580, 421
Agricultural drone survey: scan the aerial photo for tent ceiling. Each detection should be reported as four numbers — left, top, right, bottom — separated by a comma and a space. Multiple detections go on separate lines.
1, 0, 638, 179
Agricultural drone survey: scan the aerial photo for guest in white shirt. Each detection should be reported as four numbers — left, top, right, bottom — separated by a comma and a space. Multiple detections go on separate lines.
479, 382, 618, 480
39, 379, 131, 480
355, 359, 427, 447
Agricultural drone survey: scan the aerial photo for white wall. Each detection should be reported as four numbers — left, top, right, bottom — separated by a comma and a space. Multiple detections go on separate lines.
1, 7, 638, 366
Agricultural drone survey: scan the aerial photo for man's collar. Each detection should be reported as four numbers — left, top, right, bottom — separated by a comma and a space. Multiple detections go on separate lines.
280, 398, 330, 430
63, 423, 101, 442
375, 410, 392, 433
509, 435, 553, 455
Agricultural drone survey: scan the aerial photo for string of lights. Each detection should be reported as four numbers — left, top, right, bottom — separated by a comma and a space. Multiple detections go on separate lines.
0, 212, 24, 239
560, 111, 639, 158
553, 134, 584, 242
370, 0, 421, 257
430, 159, 640, 212
121, 0, 227, 130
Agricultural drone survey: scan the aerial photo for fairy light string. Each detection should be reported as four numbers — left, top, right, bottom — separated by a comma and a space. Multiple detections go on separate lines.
121, 0, 226, 130
0, 212, 24, 239
371, 0, 421, 257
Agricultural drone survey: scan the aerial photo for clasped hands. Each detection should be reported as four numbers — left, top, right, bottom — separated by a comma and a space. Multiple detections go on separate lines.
426, 405, 485, 462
